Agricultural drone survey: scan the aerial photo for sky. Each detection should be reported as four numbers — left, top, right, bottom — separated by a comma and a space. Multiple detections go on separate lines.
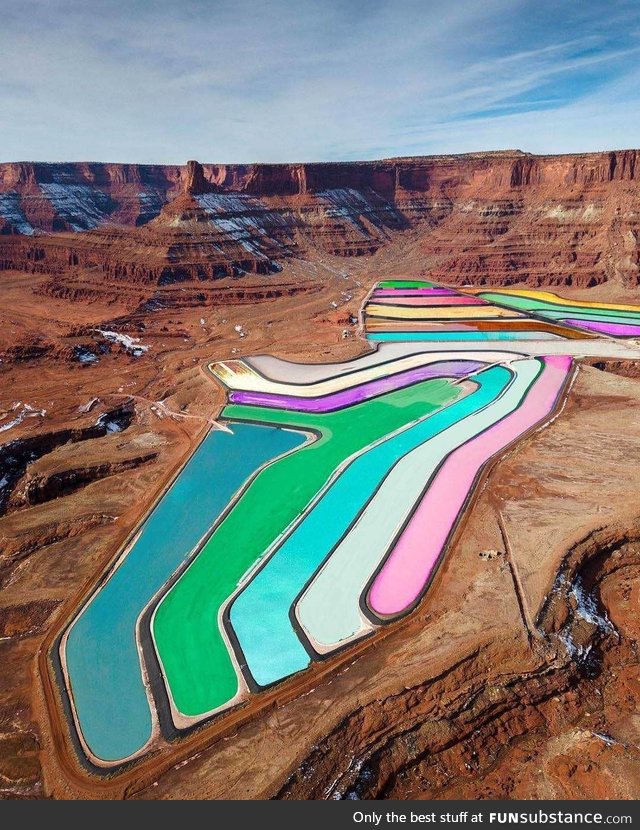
2, 0, 640, 163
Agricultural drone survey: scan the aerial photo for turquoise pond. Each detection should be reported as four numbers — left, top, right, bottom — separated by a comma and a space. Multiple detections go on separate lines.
64, 423, 306, 763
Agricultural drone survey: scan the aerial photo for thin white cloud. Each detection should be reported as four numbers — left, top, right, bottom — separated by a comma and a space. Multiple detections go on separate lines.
0, 0, 639, 162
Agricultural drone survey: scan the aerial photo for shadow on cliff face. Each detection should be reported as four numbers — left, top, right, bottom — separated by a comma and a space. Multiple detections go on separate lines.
277, 526, 640, 800
0, 402, 135, 517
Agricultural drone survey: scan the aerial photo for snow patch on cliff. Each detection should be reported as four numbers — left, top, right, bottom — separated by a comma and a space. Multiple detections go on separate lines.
318, 188, 400, 234
40, 183, 112, 231
0, 192, 35, 235
95, 414, 126, 434
554, 573, 615, 664
0, 402, 46, 434
136, 191, 164, 223
96, 329, 149, 357
544, 203, 603, 222
196, 193, 294, 257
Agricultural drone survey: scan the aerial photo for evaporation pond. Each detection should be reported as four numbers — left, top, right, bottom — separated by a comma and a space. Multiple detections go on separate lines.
64, 422, 306, 763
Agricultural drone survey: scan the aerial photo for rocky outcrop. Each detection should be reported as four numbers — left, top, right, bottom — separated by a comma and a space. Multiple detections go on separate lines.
0, 162, 183, 232
0, 402, 134, 516
8, 451, 157, 510
584, 358, 640, 379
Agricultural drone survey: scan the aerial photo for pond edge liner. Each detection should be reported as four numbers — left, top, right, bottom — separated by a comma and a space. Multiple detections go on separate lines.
48, 631, 148, 778
283, 362, 531, 662
48, 419, 315, 773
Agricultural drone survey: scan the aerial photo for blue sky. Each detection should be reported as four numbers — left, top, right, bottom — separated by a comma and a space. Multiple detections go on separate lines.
2, 0, 640, 163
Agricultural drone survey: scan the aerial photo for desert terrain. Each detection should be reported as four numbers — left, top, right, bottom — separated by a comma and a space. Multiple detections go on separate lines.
1, 150, 640, 799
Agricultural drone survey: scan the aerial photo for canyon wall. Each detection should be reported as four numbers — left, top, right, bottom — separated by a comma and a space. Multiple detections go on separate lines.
1, 150, 640, 287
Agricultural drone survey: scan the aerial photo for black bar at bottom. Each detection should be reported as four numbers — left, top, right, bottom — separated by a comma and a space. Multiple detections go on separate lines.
0, 800, 638, 828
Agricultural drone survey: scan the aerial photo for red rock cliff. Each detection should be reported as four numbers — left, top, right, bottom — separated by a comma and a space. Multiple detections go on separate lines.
1, 150, 639, 287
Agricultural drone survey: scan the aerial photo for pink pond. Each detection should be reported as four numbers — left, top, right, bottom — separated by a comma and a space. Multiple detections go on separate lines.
564, 318, 640, 337
369, 296, 487, 307
367, 354, 572, 617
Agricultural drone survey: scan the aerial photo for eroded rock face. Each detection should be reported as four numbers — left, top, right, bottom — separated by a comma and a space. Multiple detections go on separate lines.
276, 535, 640, 801
0, 162, 183, 232
2, 151, 640, 289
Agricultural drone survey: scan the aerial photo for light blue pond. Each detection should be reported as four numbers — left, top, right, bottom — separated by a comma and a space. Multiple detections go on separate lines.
64, 423, 306, 763
367, 332, 561, 341
229, 365, 512, 687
